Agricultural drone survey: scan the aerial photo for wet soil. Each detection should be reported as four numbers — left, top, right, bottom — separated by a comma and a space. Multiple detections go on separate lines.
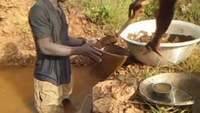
128, 31, 195, 43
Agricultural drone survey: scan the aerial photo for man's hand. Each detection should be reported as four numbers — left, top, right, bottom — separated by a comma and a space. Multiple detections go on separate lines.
78, 43, 102, 63
146, 40, 162, 56
128, 0, 142, 19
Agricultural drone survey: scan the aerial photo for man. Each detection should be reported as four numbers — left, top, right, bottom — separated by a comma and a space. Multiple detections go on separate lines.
28, 0, 102, 113
129, 0, 177, 55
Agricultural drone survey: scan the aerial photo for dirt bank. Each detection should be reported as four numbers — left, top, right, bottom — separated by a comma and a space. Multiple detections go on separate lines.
0, 0, 105, 66
0, 0, 35, 65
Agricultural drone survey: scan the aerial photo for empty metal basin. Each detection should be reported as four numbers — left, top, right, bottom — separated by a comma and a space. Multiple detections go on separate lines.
139, 73, 200, 106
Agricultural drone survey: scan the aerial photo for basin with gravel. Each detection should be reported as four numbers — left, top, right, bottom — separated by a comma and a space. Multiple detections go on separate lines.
120, 20, 200, 66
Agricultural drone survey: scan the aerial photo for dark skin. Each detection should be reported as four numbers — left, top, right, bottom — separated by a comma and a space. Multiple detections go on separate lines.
129, 0, 177, 55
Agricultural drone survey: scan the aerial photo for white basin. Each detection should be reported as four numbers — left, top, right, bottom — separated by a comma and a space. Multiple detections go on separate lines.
120, 19, 200, 66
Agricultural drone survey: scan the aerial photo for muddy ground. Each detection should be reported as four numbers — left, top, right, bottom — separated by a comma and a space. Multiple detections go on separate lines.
0, 0, 200, 113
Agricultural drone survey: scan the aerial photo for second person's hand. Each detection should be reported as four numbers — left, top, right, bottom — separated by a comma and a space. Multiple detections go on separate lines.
146, 40, 162, 56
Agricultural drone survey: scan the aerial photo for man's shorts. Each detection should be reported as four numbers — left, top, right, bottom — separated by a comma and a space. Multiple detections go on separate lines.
34, 78, 73, 113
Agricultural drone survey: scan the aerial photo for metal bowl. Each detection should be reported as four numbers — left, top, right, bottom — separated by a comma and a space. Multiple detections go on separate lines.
120, 20, 200, 66
94, 45, 129, 78
139, 73, 200, 106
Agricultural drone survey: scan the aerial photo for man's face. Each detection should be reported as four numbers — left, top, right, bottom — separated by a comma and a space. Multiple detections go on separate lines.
58, 0, 67, 3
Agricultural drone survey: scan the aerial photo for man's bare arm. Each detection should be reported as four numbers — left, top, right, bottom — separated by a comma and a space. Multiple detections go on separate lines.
37, 37, 102, 62
37, 37, 80, 56
152, 0, 177, 42
129, 0, 177, 55
146, 0, 177, 55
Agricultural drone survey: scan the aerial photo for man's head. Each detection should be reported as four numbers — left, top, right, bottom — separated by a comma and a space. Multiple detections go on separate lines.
58, 0, 67, 3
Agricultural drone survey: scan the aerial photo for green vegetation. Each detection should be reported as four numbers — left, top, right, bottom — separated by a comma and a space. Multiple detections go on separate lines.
67, 0, 131, 31
82, 0, 131, 31
143, 0, 200, 25
69, 0, 200, 31
143, 0, 159, 19
176, 0, 200, 25
148, 104, 191, 113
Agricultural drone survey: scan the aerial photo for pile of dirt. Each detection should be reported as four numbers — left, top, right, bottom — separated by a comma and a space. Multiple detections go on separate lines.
92, 79, 143, 113
66, 5, 105, 39
128, 31, 195, 43
0, 0, 36, 65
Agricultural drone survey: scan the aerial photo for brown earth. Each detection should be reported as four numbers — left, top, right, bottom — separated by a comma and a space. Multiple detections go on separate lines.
0, 0, 35, 65
92, 80, 143, 113
0, 0, 107, 66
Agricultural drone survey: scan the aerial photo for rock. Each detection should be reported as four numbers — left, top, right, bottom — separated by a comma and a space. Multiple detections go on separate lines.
93, 96, 119, 113
93, 80, 136, 101
93, 96, 143, 113
93, 80, 143, 113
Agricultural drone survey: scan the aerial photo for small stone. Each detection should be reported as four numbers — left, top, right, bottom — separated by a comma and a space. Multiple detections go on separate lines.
93, 80, 140, 113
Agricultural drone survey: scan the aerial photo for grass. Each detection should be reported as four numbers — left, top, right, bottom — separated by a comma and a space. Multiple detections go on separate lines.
67, 0, 131, 32
147, 104, 191, 113
67, 0, 200, 35
143, 0, 200, 25
83, 0, 131, 31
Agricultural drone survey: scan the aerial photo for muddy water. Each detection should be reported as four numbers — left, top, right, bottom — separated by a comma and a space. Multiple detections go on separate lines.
0, 65, 108, 113
0, 66, 34, 113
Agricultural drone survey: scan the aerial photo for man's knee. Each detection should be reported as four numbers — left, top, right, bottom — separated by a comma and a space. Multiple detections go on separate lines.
37, 105, 64, 113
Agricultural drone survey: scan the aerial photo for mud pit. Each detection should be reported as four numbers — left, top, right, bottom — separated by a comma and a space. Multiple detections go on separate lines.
0, 66, 102, 113
0, 60, 144, 113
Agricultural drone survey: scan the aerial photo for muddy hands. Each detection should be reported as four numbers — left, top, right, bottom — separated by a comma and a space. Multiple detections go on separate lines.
79, 43, 102, 63
146, 40, 162, 56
